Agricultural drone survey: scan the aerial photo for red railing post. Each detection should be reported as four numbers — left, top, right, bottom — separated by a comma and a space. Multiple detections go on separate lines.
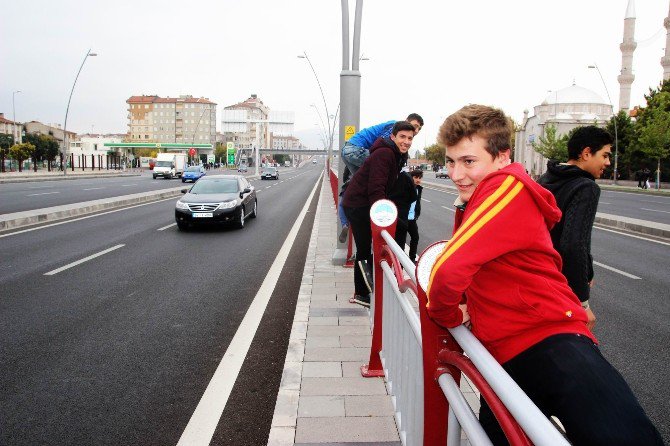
361, 199, 397, 378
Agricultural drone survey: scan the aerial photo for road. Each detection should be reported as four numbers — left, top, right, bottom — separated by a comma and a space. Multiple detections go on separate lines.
412, 183, 670, 442
0, 169, 243, 215
0, 164, 323, 445
425, 172, 670, 225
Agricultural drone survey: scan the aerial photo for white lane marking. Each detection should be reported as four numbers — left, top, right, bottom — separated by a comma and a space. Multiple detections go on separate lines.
157, 223, 176, 231
83, 187, 104, 191
421, 198, 431, 203
27, 185, 55, 189
598, 202, 611, 205
44, 244, 125, 276
441, 205, 455, 213
121, 184, 137, 187
424, 185, 458, 195
177, 174, 321, 446
255, 189, 262, 193
594, 226, 670, 247
640, 208, 670, 214
593, 261, 641, 280
27, 191, 60, 196
0, 196, 178, 239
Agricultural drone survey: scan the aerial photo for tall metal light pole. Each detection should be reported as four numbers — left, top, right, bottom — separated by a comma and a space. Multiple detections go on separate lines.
63, 49, 97, 175
12, 90, 21, 145
298, 52, 333, 160
588, 64, 619, 184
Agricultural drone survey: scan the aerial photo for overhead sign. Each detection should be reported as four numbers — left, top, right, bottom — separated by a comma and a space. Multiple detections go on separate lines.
344, 125, 356, 141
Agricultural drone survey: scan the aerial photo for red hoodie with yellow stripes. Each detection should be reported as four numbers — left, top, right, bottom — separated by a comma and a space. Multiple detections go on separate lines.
426, 162, 596, 364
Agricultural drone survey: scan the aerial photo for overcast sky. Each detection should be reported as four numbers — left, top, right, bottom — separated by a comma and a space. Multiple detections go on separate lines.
2, 0, 668, 151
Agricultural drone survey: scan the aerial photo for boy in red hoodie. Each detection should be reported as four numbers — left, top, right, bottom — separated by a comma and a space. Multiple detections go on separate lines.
426, 105, 661, 445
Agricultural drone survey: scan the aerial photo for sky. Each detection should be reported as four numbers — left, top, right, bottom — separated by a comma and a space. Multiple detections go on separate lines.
1, 0, 668, 153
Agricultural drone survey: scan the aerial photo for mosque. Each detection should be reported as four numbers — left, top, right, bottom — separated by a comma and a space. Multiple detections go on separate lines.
514, 0, 670, 177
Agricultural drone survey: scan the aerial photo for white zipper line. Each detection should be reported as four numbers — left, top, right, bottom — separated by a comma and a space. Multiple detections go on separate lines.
44, 244, 125, 276
640, 208, 670, 214
176, 173, 321, 446
593, 261, 641, 280
157, 223, 177, 231
594, 226, 670, 246
27, 191, 60, 196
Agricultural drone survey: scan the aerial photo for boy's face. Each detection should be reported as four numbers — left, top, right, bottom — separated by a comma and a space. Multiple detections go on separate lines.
391, 129, 414, 154
412, 175, 422, 186
445, 135, 510, 203
580, 144, 612, 179
408, 119, 422, 135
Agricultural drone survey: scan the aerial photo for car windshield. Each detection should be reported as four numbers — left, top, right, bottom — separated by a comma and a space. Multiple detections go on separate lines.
264, 168, 276, 173
190, 178, 238, 194
185, 166, 201, 172
155, 160, 172, 167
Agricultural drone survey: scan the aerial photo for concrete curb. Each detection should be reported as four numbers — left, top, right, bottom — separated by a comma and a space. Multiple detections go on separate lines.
595, 212, 670, 239
0, 186, 185, 232
0, 172, 142, 183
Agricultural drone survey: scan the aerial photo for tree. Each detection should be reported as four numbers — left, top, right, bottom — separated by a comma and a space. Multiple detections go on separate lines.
213, 143, 227, 161
424, 143, 445, 165
9, 143, 35, 172
637, 92, 670, 188
607, 110, 636, 179
23, 133, 60, 170
532, 124, 568, 162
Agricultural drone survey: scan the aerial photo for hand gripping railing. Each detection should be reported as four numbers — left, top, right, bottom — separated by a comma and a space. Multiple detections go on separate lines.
362, 199, 569, 446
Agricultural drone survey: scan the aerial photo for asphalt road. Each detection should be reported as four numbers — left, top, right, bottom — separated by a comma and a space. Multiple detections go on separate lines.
413, 184, 670, 442
0, 168, 259, 215
0, 164, 323, 445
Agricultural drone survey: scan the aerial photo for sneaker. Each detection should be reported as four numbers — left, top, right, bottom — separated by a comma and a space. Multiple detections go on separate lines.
358, 260, 374, 294
353, 294, 370, 308
338, 224, 349, 243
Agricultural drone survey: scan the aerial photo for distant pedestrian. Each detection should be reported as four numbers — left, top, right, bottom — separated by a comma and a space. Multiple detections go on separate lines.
407, 169, 423, 262
643, 167, 652, 189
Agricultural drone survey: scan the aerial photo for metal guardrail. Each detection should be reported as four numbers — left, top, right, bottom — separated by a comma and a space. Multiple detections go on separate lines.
364, 199, 570, 446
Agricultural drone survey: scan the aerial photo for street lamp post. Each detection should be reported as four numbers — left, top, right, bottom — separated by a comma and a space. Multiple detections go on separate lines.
588, 64, 619, 185
63, 49, 97, 175
12, 90, 21, 146
298, 52, 333, 161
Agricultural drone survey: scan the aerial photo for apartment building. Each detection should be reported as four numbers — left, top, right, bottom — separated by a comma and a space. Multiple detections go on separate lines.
0, 113, 21, 142
126, 95, 217, 147
24, 121, 77, 147
221, 94, 295, 151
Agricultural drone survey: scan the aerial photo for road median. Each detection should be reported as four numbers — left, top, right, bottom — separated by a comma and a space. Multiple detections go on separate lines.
0, 186, 185, 232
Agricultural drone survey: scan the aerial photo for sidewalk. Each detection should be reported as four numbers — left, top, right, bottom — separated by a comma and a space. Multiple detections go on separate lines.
268, 175, 401, 445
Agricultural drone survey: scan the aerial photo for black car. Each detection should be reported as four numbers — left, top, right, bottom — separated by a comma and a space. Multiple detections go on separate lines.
175, 175, 257, 230
261, 166, 279, 180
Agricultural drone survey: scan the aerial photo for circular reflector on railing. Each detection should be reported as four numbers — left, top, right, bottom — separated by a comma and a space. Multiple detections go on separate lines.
416, 240, 448, 292
369, 199, 398, 228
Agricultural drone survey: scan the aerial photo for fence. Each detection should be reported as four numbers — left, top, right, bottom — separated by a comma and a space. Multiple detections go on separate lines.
354, 197, 570, 446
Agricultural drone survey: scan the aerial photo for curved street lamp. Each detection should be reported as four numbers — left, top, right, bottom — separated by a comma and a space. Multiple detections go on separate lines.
63, 49, 97, 175
298, 52, 333, 160
588, 64, 619, 184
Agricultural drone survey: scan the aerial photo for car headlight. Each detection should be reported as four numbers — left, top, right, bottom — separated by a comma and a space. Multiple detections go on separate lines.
176, 200, 190, 210
219, 200, 237, 209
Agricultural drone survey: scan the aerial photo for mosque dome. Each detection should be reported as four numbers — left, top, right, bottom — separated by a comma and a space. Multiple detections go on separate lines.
543, 84, 608, 105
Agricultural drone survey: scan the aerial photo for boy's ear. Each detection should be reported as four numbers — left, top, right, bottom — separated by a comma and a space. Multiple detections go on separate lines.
579, 147, 593, 160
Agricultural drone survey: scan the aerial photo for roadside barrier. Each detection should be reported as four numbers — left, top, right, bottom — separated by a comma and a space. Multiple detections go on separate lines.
364, 199, 569, 446
328, 161, 355, 267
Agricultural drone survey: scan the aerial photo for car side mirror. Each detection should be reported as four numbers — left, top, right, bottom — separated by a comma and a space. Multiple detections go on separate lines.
181, 189, 188, 194
243, 187, 251, 193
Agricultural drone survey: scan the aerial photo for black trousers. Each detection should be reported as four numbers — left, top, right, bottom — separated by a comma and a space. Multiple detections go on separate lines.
478, 334, 663, 446
343, 205, 372, 296
407, 219, 419, 261
394, 219, 409, 251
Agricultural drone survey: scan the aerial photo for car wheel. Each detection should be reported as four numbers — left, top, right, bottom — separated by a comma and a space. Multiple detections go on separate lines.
153, 175, 157, 179
182, 179, 186, 183
176, 221, 188, 231
236, 207, 245, 229
250, 200, 257, 219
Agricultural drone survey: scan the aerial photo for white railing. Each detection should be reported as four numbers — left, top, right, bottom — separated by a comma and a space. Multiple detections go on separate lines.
365, 209, 570, 446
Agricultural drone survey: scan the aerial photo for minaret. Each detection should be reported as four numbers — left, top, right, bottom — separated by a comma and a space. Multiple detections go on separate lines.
662, 2, 670, 80
618, 0, 637, 111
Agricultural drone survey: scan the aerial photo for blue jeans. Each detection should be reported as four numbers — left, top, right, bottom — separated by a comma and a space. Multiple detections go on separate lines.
341, 142, 369, 176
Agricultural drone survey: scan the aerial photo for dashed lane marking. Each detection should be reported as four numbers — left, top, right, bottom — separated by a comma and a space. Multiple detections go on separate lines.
27, 191, 60, 196
441, 205, 455, 213
157, 223, 177, 231
593, 261, 641, 279
44, 244, 125, 276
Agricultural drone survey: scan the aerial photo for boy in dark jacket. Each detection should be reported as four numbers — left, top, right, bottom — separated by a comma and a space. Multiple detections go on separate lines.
427, 105, 661, 445
407, 169, 423, 262
341, 121, 415, 307
538, 126, 612, 330
387, 170, 417, 252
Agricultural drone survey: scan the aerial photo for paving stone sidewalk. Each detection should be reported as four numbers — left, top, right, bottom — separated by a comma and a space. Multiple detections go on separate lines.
267, 174, 401, 446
